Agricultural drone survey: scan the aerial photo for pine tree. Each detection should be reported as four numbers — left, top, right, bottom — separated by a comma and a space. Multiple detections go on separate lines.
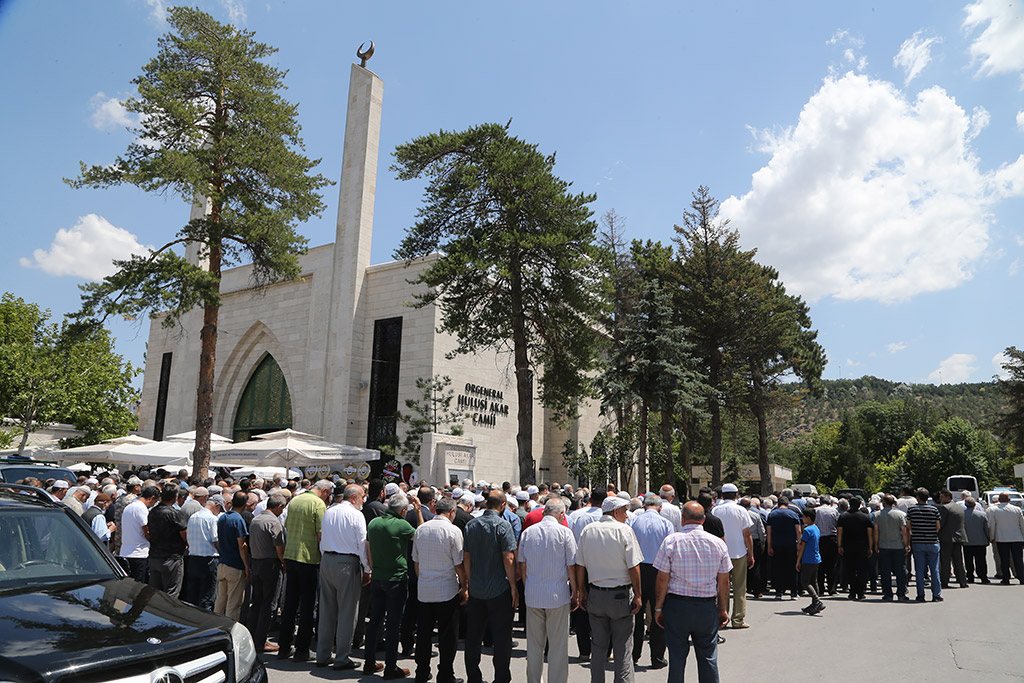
66, 8, 330, 476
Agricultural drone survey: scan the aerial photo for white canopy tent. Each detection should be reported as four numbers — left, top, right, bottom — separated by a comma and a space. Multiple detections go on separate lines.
56, 436, 234, 470
214, 429, 380, 469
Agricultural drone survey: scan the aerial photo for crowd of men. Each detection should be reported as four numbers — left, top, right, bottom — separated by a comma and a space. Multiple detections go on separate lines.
19, 470, 1024, 683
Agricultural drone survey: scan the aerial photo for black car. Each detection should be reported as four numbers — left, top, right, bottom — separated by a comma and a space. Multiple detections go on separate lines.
0, 458, 77, 485
0, 484, 267, 682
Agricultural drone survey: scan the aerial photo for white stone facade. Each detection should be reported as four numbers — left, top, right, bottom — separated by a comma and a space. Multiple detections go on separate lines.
136, 61, 607, 486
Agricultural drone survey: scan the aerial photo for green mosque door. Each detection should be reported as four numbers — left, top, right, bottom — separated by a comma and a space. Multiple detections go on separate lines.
233, 354, 293, 442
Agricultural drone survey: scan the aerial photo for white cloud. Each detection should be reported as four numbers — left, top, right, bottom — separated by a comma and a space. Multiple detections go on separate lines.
993, 351, 1011, 379
887, 341, 908, 354
220, 0, 248, 24
845, 358, 861, 367
827, 29, 864, 48
964, 0, 1024, 78
720, 71, 1022, 304
893, 31, 939, 85
927, 353, 977, 384
142, 0, 166, 23
90, 92, 134, 131
1018, 111, 1024, 131
1011, 258, 1022, 276
20, 214, 152, 281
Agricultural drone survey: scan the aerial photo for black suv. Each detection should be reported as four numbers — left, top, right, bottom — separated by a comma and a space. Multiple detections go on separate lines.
0, 484, 266, 682
0, 458, 77, 485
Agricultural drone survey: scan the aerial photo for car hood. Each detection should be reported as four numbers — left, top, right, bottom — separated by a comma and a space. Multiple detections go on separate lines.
0, 577, 232, 680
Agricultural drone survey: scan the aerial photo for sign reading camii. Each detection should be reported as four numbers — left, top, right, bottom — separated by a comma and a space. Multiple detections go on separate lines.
458, 383, 510, 427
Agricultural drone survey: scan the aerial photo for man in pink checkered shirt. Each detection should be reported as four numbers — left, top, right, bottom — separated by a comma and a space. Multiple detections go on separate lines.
653, 501, 731, 683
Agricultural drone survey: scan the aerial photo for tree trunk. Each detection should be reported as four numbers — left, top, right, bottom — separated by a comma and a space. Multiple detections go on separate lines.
709, 359, 722, 487
191, 240, 222, 481
17, 420, 32, 455
678, 412, 691, 498
637, 398, 649, 495
750, 376, 772, 496
510, 255, 535, 485
660, 408, 673, 489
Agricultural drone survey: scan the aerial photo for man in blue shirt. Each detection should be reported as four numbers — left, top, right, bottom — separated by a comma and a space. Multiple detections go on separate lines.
464, 491, 518, 683
766, 496, 802, 600
628, 494, 674, 669
215, 491, 250, 621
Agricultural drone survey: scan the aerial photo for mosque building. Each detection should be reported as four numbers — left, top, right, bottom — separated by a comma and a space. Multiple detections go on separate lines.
136, 55, 606, 486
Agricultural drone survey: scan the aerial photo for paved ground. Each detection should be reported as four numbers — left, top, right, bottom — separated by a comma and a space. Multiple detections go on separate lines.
265, 565, 1024, 681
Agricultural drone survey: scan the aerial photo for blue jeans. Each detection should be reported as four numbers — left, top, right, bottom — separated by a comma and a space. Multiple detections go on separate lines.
912, 543, 941, 597
662, 596, 719, 683
877, 548, 907, 599
365, 579, 408, 670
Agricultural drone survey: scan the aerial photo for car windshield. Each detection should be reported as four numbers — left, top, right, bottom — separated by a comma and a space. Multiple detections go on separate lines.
0, 508, 115, 590
0, 466, 76, 484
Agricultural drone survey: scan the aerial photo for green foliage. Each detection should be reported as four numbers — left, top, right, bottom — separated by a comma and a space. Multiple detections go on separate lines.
0, 429, 14, 449
392, 121, 604, 483
395, 375, 466, 463
994, 346, 1024, 455
0, 293, 138, 451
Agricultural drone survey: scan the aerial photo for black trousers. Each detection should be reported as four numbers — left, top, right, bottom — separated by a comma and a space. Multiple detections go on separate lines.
465, 590, 513, 683
124, 557, 149, 584
844, 546, 868, 597
400, 564, 420, 653
940, 541, 967, 586
416, 595, 460, 683
632, 563, 665, 666
998, 541, 1024, 581
572, 579, 592, 657
772, 546, 797, 596
278, 559, 319, 653
747, 539, 764, 596
185, 556, 218, 611
247, 558, 282, 650
818, 536, 838, 593
963, 545, 989, 581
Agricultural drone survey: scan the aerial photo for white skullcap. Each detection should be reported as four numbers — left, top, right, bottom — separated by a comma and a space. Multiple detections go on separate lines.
384, 482, 400, 496
602, 496, 629, 513
452, 487, 465, 499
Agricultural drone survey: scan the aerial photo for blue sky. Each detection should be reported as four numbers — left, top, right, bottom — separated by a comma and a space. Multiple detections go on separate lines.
1, 0, 1022, 387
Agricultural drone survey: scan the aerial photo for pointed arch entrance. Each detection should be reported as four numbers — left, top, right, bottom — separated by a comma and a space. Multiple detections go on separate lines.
233, 354, 293, 442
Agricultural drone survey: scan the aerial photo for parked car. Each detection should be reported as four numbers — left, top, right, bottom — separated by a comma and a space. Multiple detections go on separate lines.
982, 489, 1024, 509
0, 483, 266, 682
0, 457, 77, 485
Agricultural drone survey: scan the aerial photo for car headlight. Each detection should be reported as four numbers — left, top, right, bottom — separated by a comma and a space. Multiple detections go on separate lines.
230, 622, 257, 679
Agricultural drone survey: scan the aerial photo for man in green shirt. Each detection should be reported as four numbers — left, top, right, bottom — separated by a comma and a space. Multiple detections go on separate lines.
277, 479, 332, 662
363, 492, 422, 678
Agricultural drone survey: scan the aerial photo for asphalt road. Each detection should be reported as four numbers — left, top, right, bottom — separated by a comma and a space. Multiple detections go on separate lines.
264, 556, 1024, 682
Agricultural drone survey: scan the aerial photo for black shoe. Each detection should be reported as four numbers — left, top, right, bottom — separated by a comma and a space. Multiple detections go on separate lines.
333, 659, 359, 671
916, 595, 926, 602
1001, 579, 1011, 585
650, 660, 667, 670
980, 579, 991, 584
801, 604, 813, 613
363, 663, 385, 675
960, 583, 969, 589
932, 595, 944, 602
293, 650, 310, 663
898, 595, 911, 602
717, 635, 726, 644
808, 601, 826, 615
383, 667, 411, 680
276, 646, 294, 660
881, 595, 893, 602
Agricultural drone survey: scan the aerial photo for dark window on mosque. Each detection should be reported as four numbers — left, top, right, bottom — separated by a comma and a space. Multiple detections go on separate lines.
233, 354, 293, 443
367, 317, 403, 450
153, 352, 173, 440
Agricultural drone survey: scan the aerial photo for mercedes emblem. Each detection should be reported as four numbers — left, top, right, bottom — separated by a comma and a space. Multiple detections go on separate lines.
146, 637, 162, 644
150, 667, 185, 683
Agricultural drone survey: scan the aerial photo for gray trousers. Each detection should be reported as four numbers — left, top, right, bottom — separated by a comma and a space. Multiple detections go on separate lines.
587, 587, 635, 683
149, 556, 184, 598
317, 553, 362, 666
940, 541, 967, 586
526, 604, 570, 683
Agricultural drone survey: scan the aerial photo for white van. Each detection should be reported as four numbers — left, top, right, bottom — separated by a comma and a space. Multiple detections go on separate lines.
946, 475, 980, 502
791, 483, 818, 497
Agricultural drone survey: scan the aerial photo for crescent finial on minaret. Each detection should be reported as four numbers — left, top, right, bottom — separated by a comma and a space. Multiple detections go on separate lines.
357, 41, 375, 67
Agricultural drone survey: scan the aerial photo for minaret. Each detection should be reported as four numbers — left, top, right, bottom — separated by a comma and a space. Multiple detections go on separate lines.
323, 46, 383, 442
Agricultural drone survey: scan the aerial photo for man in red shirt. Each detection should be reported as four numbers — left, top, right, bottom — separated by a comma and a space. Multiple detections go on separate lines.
522, 495, 570, 532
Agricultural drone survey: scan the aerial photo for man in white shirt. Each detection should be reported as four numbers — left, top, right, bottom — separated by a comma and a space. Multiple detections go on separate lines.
567, 489, 607, 660
658, 485, 683, 533
575, 497, 643, 683
119, 485, 160, 583
713, 484, 754, 630
988, 492, 1024, 584
317, 484, 371, 670
518, 498, 578, 683
412, 497, 467, 683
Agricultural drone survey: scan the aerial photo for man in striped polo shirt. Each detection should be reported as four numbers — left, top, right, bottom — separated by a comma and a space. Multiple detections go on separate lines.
906, 487, 943, 602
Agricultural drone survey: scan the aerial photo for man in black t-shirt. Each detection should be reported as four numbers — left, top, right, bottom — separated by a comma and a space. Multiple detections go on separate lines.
148, 484, 188, 599
698, 491, 725, 538
837, 497, 874, 600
